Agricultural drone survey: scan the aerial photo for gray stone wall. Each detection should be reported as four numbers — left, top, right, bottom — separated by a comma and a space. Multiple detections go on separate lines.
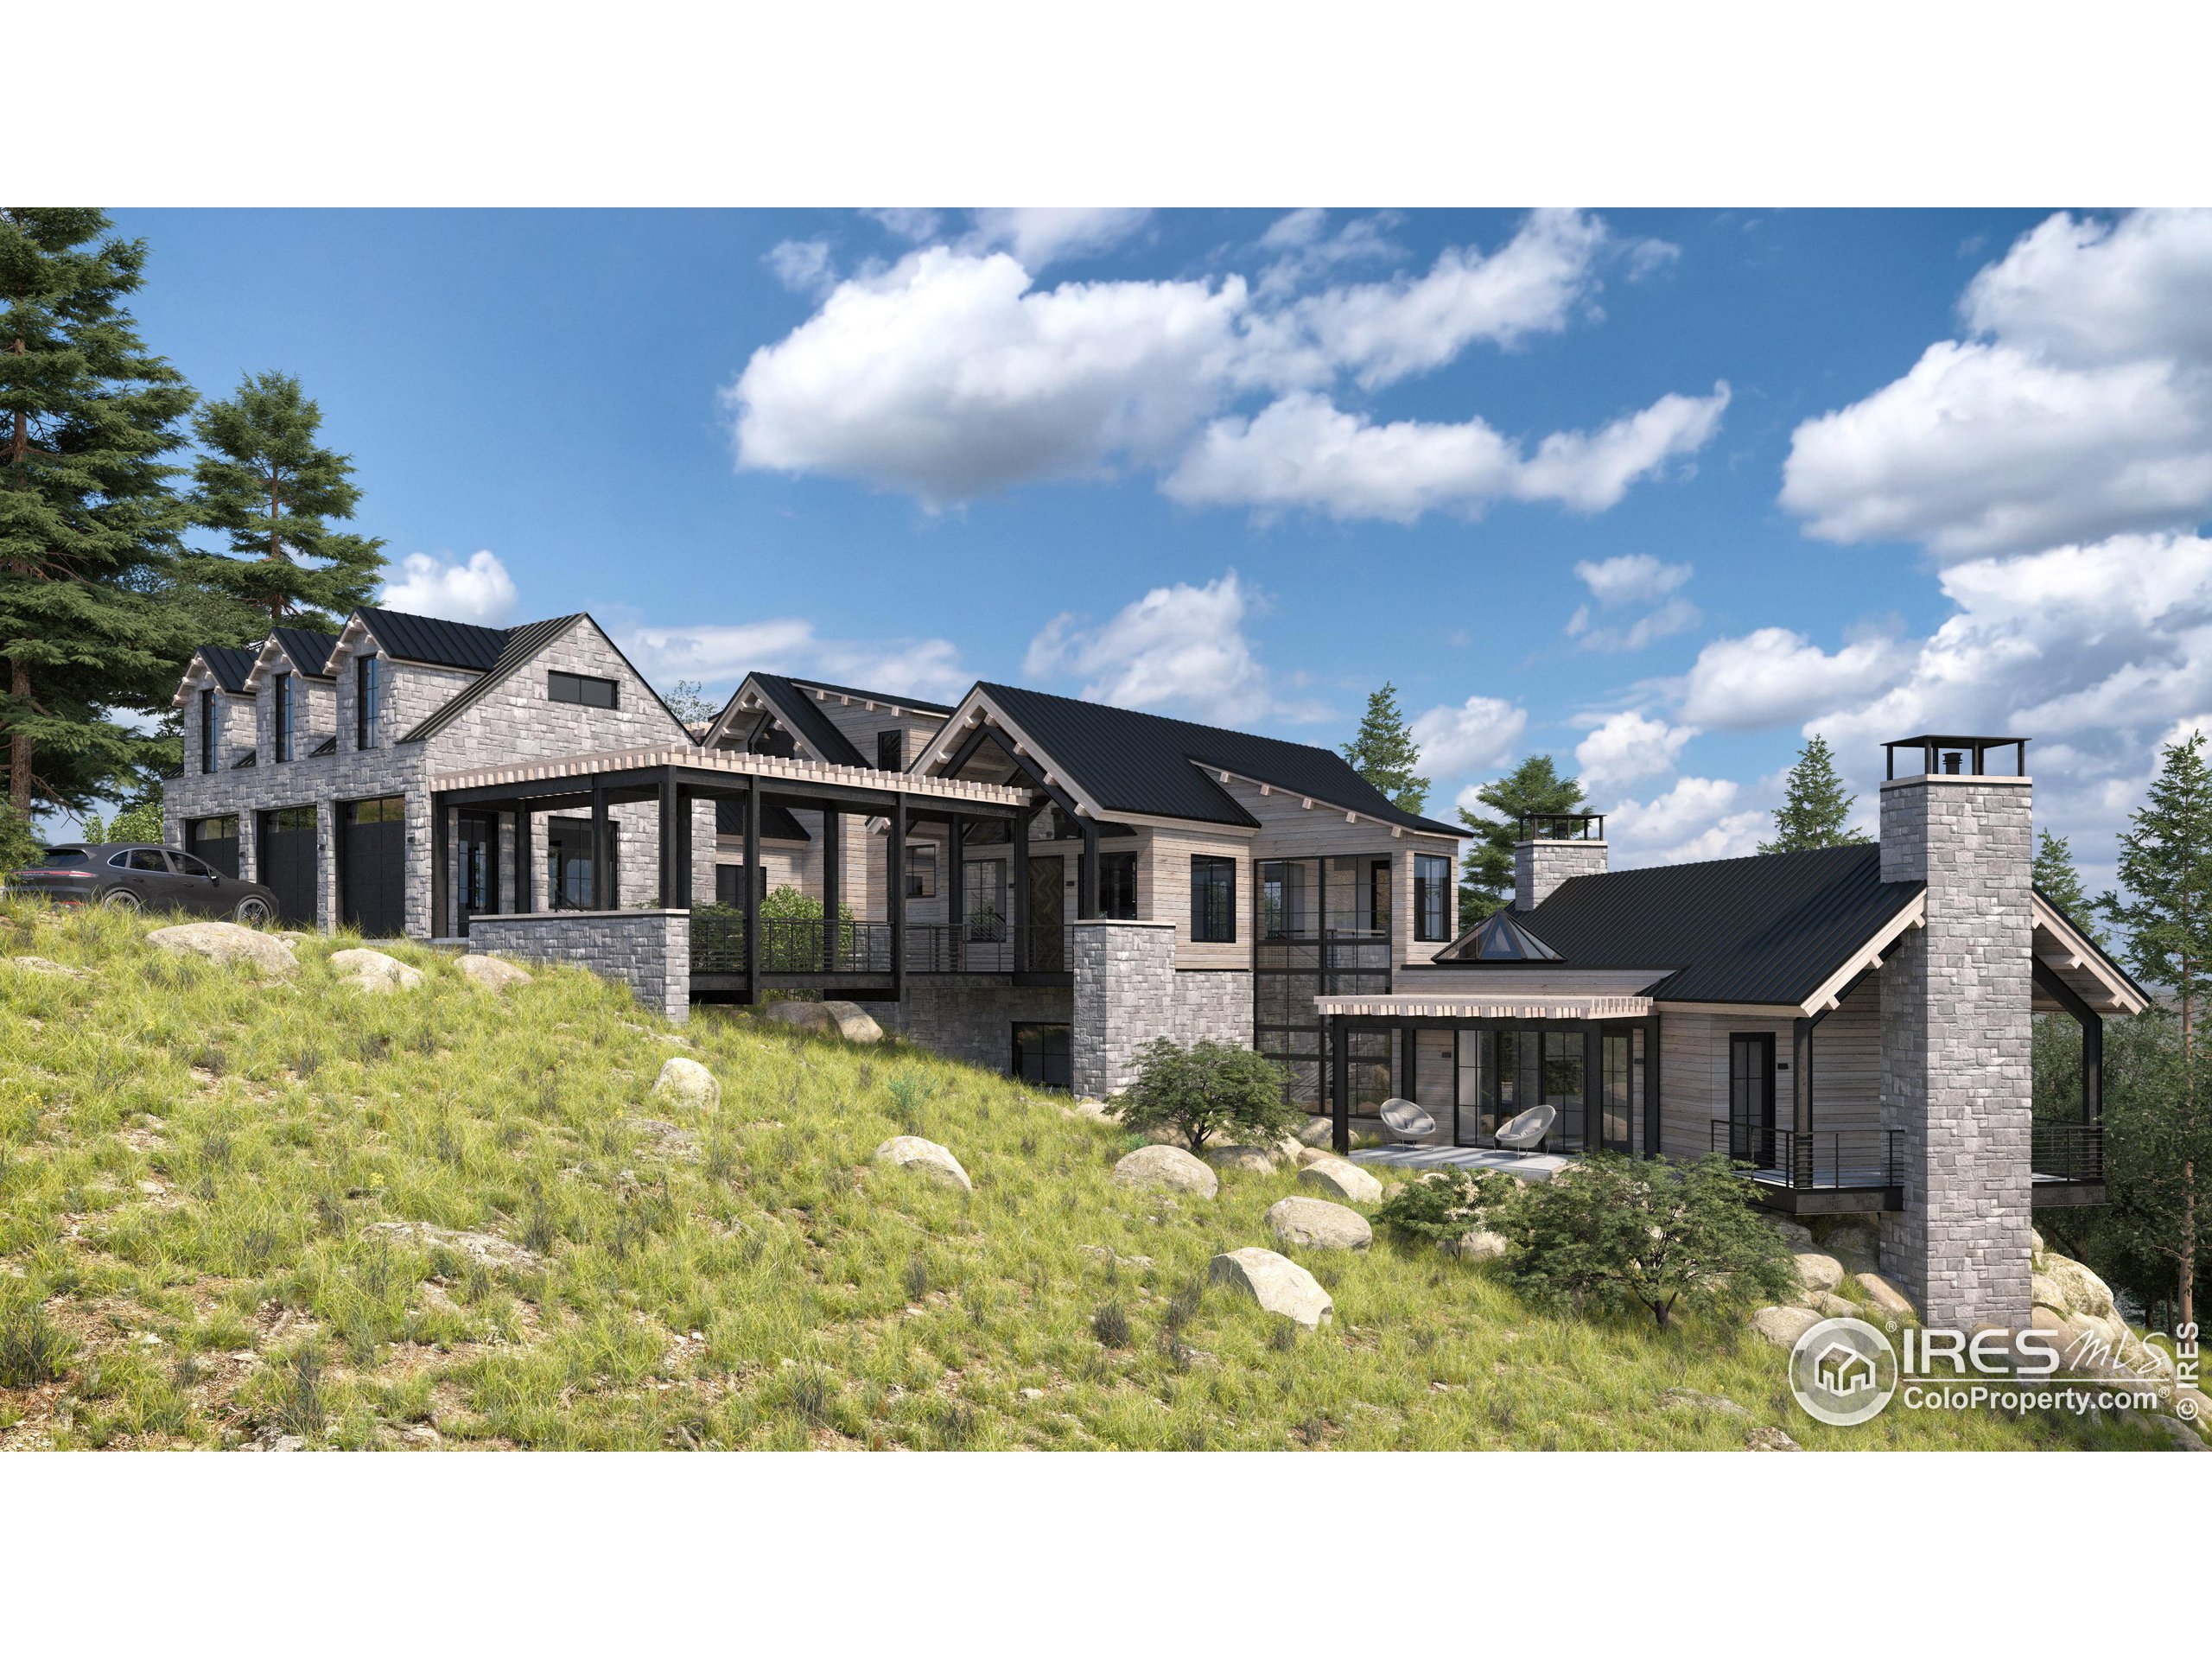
901, 978, 1076, 1071
416, 617, 691, 772
466, 909, 690, 1025
1071, 920, 1252, 1097
1513, 838, 1608, 911
1878, 774, 2034, 1329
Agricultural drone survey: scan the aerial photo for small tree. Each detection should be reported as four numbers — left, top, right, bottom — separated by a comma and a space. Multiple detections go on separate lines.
661, 679, 721, 728
1109, 1037, 1298, 1154
1342, 682, 1429, 814
1758, 734, 1868, 854
1373, 1166, 1518, 1244
2033, 830, 2102, 941
1497, 1152, 1796, 1328
1457, 754, 1586, 927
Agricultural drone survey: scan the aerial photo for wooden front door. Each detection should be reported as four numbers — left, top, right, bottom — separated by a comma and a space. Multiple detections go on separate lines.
1027, 854, 1064, 969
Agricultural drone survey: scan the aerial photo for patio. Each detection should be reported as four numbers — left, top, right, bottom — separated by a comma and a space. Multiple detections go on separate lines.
1349, 1144, 1572, 1182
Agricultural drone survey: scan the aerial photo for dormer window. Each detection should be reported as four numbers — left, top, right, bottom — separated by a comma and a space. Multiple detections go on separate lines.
199, 688, 215, 773
274, 671, 294, 762
356, 654, 380, 750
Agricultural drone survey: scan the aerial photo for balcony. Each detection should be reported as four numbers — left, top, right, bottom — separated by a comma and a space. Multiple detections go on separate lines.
689, 912, 1071, 993
2031, 1120, 2106, 1207
1711, 1121, 1904, 1215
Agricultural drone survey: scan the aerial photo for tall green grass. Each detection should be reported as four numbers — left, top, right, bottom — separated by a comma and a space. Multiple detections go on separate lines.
0, 897, 2172, 1451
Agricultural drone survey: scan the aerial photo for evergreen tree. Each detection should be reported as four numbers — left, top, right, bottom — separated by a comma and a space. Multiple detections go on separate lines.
1758, 734, 1868, 854
2033, 829, 2105, 945
2099, 728, 2212, 1327
1341, 682, 1429, 813
0, 209, 197, 817
187, 371, 384, 634
1457, 754, 1585, 927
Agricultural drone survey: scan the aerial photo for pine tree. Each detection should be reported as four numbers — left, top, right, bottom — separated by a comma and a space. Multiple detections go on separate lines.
1341, 682, 1428, 813
2099, 728, 2212, 1329
2033, 829, 2105, 945
0, 209, 197, 816
187, 371, 384, 635
1457, 754, 1585, 926
1758, 734, 1868, 854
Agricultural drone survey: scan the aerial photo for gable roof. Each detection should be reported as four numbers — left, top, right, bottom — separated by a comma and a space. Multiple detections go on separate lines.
742, 672, 869, 768
397, 613, 693, 746
785, 677, 955, 717
191, 645, 259, 696
965, 682, 1465, 836
351, 607, 513, 673
1470, 842, 1923, 1006
269, 627, 341, 681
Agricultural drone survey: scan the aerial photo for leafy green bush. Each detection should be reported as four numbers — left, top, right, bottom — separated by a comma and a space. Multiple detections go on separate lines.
1373, 1166, 1520, 1244
1109, 1037, 1298, 1154
1497, 1152, 1796, 1328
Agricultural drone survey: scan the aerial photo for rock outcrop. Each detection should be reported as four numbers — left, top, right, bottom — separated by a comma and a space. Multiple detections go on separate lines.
329, 948, 424, 992
147, 922, 296, 976
1299, 1157, 1383, 1205
1111, 1144, 1217, 1198
1209, 1247, 1334, 1328
456, 953, 531, 992
1264, 1196, 1372, 1251
652, 1057, 721, 1110
873, 1135, 972, 1192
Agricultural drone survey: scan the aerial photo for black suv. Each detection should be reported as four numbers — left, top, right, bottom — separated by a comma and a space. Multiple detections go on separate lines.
5, 842, 281, 923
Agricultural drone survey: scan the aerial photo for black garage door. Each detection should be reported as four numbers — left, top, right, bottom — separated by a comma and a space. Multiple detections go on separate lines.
257, 805, 319, 926
340, 796, 406, 938
187, 815, 241, 879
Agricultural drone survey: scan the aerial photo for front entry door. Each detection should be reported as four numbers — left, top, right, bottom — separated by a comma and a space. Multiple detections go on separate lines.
1728, 1033, 1777, 1168
457, 811, 499, 935
1027, 854, 1064, 969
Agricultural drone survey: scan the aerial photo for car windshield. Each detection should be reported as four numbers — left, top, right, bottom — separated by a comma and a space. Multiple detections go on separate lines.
36, 849, 89, 867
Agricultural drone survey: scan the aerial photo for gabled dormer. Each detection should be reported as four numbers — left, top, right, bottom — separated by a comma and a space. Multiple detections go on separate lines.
327, 606, 512, 754
240, 626, 341, 764
704, 673, 952, 772
170, 644, 261, 776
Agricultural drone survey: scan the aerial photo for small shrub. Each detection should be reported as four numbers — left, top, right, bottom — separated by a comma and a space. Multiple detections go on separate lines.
0, 1303, 74, 1388
1108, 1038, 1298, 1154
903, 1253, 930, 1304
1497, 1152, 1796, 1328
1372, 1166, 1520, 1244
886, 1069, 931, 1134
1090, 1300, 1132, 1349
275, 1343, 327, 1440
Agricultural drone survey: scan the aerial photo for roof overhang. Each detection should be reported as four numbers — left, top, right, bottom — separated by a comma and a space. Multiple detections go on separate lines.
1796, 889, 1927, 1016
925, 687, 1114, 820
241, 637, 331, 691
170, 652, 254, 708
1194, 764, 1466, 840
708, 673, 842, 762
1318, 994, 1652, 1022
2032, 893, 2149, 1016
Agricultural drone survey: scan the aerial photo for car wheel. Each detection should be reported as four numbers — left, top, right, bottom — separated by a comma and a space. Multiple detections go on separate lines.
99, 887, 142, 912
233, 896, 273, 925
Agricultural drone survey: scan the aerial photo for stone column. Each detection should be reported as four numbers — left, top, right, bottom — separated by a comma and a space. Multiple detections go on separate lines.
1513, 836, 1608, 911
1071, 918, 1177, 1099
1878, 769, 2034, 1330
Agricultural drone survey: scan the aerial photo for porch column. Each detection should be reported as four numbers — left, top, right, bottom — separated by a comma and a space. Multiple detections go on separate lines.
889, 793, 907, 1001
947, 811, 965, 971
2083, 1010, 2102, 1123
820, 807, 842, 971
1643, 1013, 1662, 1160
1011, 802, 1032, 971
1585, 1024, 1602, 1154
1792, 1015, 1815, 1188
1077, 816, 1100, 919
1331, 1015, 1351, 1155
430, 790, 450, 939
589, 778, 608, 911
672, 786, 691, 911
1401, 1022, 1419, 1104
657, 772, 678, 908
742, 785, 760, 1004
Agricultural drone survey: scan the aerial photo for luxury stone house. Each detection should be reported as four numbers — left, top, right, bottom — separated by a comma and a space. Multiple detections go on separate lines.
162, 614, 2135, 1329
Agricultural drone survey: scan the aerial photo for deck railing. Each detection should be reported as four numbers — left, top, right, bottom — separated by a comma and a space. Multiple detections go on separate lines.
689, 913, 1072, 975
1711, 1121, 1903, 1192
2031, 1120, 2105, 1185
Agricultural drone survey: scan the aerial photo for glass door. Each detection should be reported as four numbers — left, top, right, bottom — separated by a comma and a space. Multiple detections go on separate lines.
1729, 1033, 1777, 1167
457, 811, 498, 934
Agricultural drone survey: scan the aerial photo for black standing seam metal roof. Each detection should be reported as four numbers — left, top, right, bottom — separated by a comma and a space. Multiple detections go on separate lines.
268, 628, 341, 681
785, 677, 957, 717
969, 681, 1467, 836
742, 673, 869, 768
397, 613, 694, 747
351, 607, 514, 673
193, 645, 261, 695
1451, 842, 1923, 1007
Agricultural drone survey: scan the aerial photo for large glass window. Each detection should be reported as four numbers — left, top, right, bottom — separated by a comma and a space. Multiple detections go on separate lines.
200, 688, 215, 773
1100, 851, 1137, 919
273, 671, 294, 762
357, 655, 381, 749
906, 842, 938, 899
876, 728, 904, 771
548, 818, 617, 908
1191, 855, 1236, 942
963, 857, 1007, 941
1257, 858, 1309, 939
1414, 853, 1451, 941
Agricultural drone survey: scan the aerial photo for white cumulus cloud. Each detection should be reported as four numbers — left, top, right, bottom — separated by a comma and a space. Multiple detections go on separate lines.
1679, 626, 1910, 731
379, 550, 518, 626
966, 208, 1152, 270
1605, 777, 1766, 866
1023, 570, 1295, 726
1783, 208, 2212, 557
618, 618, 971, 706
1409, 695, 1529, 779
1574, 709, 1695, 795
1565, 553, 1699, 651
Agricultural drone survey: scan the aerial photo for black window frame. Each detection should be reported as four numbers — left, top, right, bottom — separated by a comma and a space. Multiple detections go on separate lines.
1414, 852, 1452, 942
1191, 855, 1236, 943
1100, 850, 1138, 920
715, 863, 769, 906
273, 671, 293, 762
356, 654, 381, 750
876, 728, 905, 771
199, 687, 215, 774
549, 670, 619, 709
905, 841, 938, 899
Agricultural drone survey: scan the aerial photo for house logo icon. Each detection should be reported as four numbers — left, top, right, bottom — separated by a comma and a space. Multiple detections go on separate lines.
1789, 1317, 1898, 1427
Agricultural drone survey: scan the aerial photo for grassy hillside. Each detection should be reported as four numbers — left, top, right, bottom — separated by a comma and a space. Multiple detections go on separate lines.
0, 900, 2175, 1452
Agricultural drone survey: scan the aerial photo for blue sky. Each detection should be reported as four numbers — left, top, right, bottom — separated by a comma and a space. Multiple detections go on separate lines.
113, 207, 2212, 888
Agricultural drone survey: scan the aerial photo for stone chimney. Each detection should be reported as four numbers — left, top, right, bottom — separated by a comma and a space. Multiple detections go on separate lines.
1512, 813, 1608, 912
1876, 734, 2033, 1331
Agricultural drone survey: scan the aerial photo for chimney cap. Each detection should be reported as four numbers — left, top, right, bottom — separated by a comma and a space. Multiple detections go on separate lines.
1518, 810, 1605, 841
1883, 734, 2028, 779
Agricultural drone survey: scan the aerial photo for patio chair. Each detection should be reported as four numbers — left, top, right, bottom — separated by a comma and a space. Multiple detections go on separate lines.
1378, 1096, 1436, 1143
1491, 1103, 1557, 1153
